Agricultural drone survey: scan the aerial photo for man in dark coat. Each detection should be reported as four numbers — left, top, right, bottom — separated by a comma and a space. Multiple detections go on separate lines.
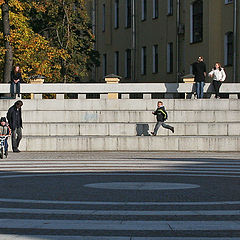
7, 100, 23, 152
192, 56, 207, 99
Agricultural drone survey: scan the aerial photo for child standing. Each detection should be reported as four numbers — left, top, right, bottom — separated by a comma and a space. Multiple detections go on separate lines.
0, 117, 11, 157
151, 101, 174, 136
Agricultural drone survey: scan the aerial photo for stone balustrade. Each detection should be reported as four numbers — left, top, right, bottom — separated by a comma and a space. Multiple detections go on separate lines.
0, 83, 240, 99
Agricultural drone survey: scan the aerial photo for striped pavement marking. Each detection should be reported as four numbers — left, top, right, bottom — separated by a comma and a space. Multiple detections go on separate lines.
0, 207, 239, 216
0, 156, 239, 239
1, 236, 240, 240
0, 219, 240, 231
0, 198, 240, 205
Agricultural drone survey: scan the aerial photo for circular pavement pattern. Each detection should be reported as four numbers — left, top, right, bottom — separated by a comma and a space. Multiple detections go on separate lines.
84, 182, 200, 190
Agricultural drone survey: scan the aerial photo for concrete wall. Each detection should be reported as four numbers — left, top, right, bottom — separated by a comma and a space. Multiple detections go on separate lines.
2, 99, 239, 152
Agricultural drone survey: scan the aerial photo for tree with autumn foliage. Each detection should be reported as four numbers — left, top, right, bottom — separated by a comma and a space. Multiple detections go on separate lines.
0, 0, 98, 83
26, 0, 99, 82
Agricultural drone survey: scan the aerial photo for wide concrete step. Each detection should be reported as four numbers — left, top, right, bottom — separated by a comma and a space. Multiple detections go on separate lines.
1, 99, 240, 111
22, 122, 240, 136
1, 110, 238, 123
19, 136, 240, 152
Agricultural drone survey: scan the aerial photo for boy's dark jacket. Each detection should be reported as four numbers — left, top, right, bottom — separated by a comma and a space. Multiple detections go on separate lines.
153, 106, 168, 122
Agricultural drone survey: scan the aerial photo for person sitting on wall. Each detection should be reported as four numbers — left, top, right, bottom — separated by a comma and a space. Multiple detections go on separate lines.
11, 65, 22, 98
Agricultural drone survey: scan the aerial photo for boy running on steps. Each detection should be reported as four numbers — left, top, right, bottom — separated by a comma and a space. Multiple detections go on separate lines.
151, 101, 174, 136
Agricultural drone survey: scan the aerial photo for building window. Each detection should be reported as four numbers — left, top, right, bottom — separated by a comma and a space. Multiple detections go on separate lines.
153, 0, 159, 19
168, 0, 173, 16
125, 49, 131, 78
125, 0, 131, 28
114, 51, 119, 75
114, 0, 119, 29
141, 0, 147, 21
103, 54, 107, 76
225, 0, 233, 4
141, 47, 147, 75
102, 4, 106, 32
167, 43, 173, 73
153, 45, 158, 73
224, 32, 233, 66
190, 0, 203, 43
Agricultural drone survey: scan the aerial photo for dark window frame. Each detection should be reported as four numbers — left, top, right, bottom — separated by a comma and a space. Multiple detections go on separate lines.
192, 0, 203, 43
126, 0, 132, 28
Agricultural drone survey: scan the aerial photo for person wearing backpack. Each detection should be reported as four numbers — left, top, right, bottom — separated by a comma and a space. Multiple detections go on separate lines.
151, 101, 174, 136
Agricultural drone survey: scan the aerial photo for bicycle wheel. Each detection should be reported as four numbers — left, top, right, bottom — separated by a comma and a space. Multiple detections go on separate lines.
0, 147, 3, 159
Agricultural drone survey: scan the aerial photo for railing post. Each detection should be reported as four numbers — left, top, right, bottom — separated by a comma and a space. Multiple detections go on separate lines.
29, 76, 45, 99
104, 74, 121, 99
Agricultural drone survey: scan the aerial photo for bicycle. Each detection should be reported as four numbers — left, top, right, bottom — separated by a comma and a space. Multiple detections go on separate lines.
0, 135, 10, 159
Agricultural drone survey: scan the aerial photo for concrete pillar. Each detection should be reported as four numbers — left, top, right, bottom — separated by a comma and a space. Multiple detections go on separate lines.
78, 94, 86, 99
100, 94, 108, 99
229, 94, 238, 99
121, 94, 129, 99
56, 94, 64, 99
104, 74, 121, 99
143, 94, 152, 99
29, 78, 44, 100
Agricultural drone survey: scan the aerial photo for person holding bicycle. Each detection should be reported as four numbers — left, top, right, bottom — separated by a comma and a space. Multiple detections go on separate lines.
0, 117, 11, 157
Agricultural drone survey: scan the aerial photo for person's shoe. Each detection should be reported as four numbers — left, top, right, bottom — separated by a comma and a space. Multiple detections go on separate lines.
151, 132, 156, 136
170, 127, 175, 133
13, 149, 20, 153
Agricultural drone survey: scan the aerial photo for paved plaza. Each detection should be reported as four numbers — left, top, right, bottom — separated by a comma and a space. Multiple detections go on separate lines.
0, 152, 240, 239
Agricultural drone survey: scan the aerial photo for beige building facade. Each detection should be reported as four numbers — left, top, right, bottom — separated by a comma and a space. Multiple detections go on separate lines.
90, 0, 239, 83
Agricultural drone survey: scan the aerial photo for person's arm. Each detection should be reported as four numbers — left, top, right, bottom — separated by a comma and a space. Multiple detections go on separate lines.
7, 109, 13, 129
208, 69, 214, 78
192, 63, 196, 75
7, 125, 11, 136
221, 69, 226, 81
204, 63, 207, 77
18, 73, 23, 82
152, 109, 157, 115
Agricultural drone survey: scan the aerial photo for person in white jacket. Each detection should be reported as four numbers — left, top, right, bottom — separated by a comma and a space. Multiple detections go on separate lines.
208, 62, 226, 99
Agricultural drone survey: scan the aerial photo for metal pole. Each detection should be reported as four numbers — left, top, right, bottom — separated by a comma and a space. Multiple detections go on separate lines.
131, 0, 136, 82
92, 0, 97, 82
176, 0, 180, 83
233, 0, 237, 83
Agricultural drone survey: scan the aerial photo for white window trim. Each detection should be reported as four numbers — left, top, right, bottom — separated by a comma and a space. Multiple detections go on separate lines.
125, 50, 128, 77
103, 54, 107, 77
168, 0, 173, 15
190, 4, 193, 43
125, 0, 130, 28
152, 45, 158, 73
114, 0, 119, 28
114, 52, 119, 75
102, 4, 106, 32
152, 0, 158, 19
141, 47, 144, 75
141, 0, 146, 21
167, 43, 172, 73
152, 46, 156, 73
225, 0, 233, 4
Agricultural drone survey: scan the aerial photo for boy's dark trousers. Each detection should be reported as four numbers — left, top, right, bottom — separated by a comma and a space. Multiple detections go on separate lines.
153, 121, 173, 135
12, 128, 22, 151
213, 80, 222, 98
10, 82, 20, 97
